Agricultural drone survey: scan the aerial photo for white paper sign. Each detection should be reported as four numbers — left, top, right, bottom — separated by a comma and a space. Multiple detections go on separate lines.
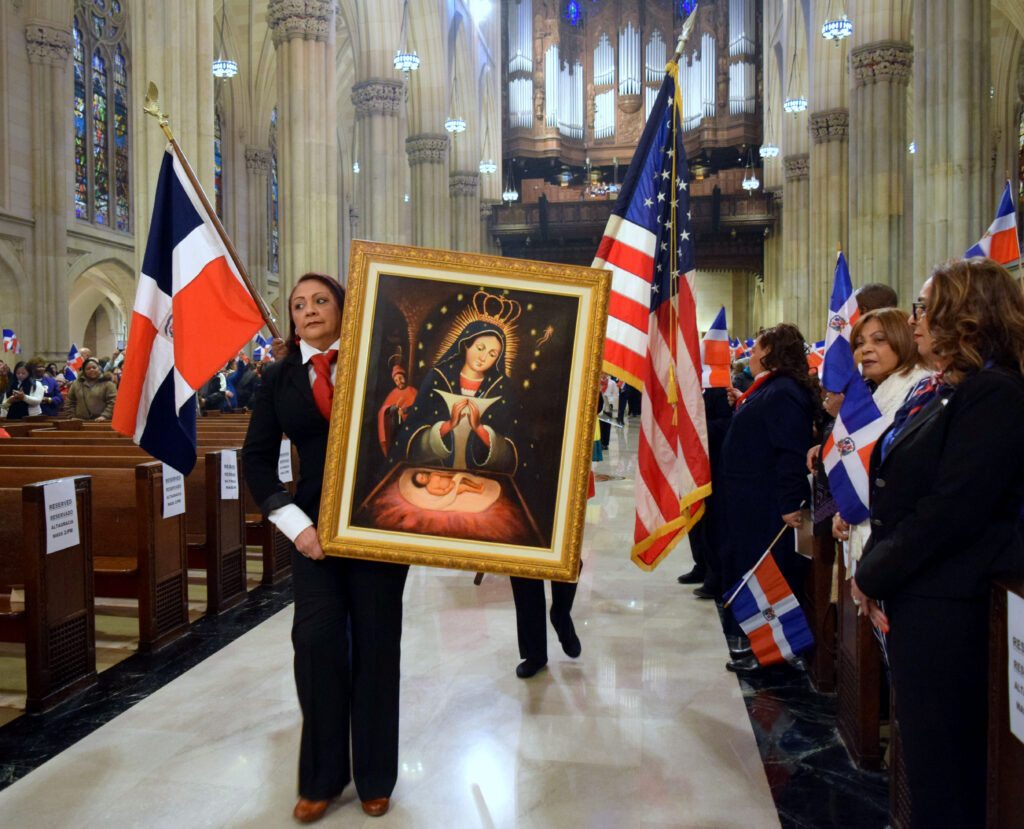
221, 449, 239, 500
44, 478, 80, 554
161, 464, 186, 518
1007, 591, 1024, 744
278, 438, 293, 483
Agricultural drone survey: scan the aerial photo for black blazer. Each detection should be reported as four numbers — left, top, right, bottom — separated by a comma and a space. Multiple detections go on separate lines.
243, 350, 330, 520
856, 367, 1024, 601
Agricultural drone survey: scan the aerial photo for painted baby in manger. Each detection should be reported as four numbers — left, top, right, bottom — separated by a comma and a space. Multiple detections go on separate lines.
353, 290, 550, 546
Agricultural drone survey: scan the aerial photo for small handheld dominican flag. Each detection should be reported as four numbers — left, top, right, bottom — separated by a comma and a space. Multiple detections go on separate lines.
2, 328, 18, 353
701, 307, 731, 388
806, 340, 826, 375
822, 375, 886, 525
822, 251, 859, 393
965, 181, 1020, 265
726, 551, 813, 666
252, 333, 270, 362
66, 344, 84, 379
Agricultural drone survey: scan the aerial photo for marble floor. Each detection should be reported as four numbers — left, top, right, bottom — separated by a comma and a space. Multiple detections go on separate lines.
0, 418, 887, 828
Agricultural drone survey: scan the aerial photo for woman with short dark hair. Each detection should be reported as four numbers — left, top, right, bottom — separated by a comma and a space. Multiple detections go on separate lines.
854, 257, 1024, 827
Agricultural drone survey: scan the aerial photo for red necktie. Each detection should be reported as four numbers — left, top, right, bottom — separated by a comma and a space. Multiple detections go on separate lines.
310, 350, 337, 421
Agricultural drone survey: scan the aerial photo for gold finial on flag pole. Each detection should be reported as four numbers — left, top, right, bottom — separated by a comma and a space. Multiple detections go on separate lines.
674, 4, 698, 59
143, 83, 280, 339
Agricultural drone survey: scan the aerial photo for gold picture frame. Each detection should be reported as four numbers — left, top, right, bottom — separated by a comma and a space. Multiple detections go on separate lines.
318, 241, 610, 581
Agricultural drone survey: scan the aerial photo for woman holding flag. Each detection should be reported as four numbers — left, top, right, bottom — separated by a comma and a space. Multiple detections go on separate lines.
243, 273, 408, 822
717, 323, 819, 672
853, 258, 1024, 828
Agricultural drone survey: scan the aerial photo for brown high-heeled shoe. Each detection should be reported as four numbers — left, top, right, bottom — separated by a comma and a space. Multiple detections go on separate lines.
361, 797, 390, 817
293, 797, 329, 823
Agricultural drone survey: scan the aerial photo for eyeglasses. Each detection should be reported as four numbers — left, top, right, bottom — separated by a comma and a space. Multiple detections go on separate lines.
911, 301, 928, 321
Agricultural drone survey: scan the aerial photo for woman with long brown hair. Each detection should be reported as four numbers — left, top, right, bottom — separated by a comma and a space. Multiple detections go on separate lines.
854, 258, 1024, 827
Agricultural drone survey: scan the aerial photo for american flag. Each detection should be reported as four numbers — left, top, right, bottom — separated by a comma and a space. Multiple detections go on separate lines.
594, 61, 710, 570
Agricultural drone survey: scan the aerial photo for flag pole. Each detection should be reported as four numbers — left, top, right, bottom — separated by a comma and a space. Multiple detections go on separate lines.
722, 499, 807, 608
143, 82, 281, 340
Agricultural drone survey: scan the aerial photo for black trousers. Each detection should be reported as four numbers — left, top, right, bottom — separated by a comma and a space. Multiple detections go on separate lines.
509, 576, 578, 661
291, 548, 409, 801
888, 593, 989, 829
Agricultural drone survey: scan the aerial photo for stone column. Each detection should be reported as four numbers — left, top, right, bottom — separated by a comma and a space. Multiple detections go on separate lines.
479, 202, 500, 256
783, 153, 811, 334
24, 17, 73, 358
131, 1, 215, 266
754, 191, 784, 332
808, 108, 849, 333
912, 0, 991, 279
352, 79, 407, 245
449, 171, 479, 252
405, 133, 450, 249
244, 146, 271, 302
849, 40, 913, 301
268, 0, 338, 294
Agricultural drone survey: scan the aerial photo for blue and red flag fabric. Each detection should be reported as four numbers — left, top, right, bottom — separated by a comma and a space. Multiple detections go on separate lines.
965, 180, 1020, 265
65, 344, 84, 379
822, 374, 886, 524
3, 329, 19, 353
726, 552, 813, 666
252, 333, 269, 362
822, 251, 859, 393
592, 54, 710, 570
806, 340, 826, 375
112, 146, 265, 474
701, 307, 731, 388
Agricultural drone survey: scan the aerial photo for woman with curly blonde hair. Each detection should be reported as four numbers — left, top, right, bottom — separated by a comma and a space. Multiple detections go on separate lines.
854, 258, 1024, 828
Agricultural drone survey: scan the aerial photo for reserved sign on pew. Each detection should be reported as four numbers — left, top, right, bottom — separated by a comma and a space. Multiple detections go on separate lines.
1009, 592, 1024, 744
43, 478, 79, 554
221, 450, 239, 500
162, 464, 186, 518
278, 439, 293, 483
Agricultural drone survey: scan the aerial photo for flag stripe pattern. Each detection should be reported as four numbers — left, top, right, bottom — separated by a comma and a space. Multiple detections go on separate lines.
112, 147, 264, 474
728, 552, 814, 666
65, 344, 84, 380
3, 329, 18, 353
594, 64, 711, 569
701, 306, 731, 388
965, 181, 1021, 265
822, 375, 886, 525
821, 251, 859, 393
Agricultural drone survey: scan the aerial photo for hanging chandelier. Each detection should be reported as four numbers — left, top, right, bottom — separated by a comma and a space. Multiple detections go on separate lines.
760, 102, 780, 157
783, 11, 806, 113
821, 2, 853, 41
502, 163, 519, 203
212, 1, 238, 78
741, 147, 760, 191
445, 60, 466, 133
479, 119, 497, 173
393, 0, 420, 73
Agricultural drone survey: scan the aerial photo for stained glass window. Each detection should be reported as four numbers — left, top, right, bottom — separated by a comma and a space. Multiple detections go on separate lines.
73, 1, 130, 231
269, 107, 279, 274
214, 106, 223, 219
677, 0, 697, 15
565, 0, 581, 26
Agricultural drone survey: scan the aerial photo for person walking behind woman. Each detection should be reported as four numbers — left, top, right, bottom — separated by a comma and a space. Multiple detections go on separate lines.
854, 258, 1024, 828
62, 357, 117, 421
243, 272, 408, 823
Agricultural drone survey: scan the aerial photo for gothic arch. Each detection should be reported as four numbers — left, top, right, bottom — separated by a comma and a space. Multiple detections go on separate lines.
67, 255, 134, 350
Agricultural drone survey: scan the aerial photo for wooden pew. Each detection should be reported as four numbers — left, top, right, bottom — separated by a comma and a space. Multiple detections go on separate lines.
804, 534, 838, 692
0, 475, 97, 712
0, 450, 248, 615
0, 464, 188, 652
987, 578, 1024, 826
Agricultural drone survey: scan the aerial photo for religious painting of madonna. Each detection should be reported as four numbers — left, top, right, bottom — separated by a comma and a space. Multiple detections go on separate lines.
318, 241, 610, 581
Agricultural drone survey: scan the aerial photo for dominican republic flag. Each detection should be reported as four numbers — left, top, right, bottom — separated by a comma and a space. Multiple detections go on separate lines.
806, 340, 826, 375
65, 343, 84, 379
252, 332, 273, 362
592, 54, 710, 570
112, 147, 264, 474
701, 307, 731, 388
965, 181, 1020, 265
822, 375, 886, 525
726, 552, 813, 666
821, 251, 859, 393
2, 329, 19, 353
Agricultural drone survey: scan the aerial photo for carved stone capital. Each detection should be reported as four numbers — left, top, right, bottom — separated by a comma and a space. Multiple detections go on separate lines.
352, 79, 405, 118
405, 133, 449, 165
449, 172, 479, 198
783, 153, 810, 181
24, 21, 72, 66
808, 108, 849, 144
267, 0, 336, 45
245, 146, 271, 175
480, 203, 495, 221
850, 40, 913, 88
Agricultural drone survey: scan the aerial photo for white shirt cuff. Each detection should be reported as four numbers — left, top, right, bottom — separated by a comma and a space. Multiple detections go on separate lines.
267, 503, 314, 542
